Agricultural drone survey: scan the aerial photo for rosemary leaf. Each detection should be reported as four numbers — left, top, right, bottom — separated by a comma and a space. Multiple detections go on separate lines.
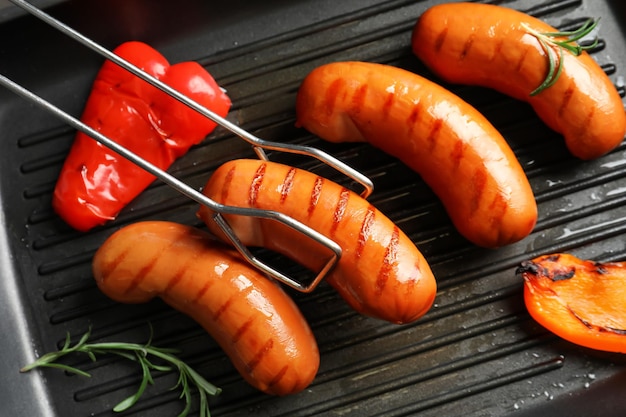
112, 355, 153, 412
27, 362, 92, 378
199, 390, 209, 417
62, 332, 73, 350
20, 326, 221, 416
522, 18, 599, 95
77, 328, 92, 347
177, 385, 193, 417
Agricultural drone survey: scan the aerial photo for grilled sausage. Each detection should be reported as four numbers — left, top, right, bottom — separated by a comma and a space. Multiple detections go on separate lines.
197, 159, 437, 324
412, 2, 626, 160
295, 61, 537, 248
92, 221, 319, 395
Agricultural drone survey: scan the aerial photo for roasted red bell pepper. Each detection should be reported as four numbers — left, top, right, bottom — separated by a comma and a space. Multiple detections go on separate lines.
52, 41, 231, 232
518, 253, 626, 353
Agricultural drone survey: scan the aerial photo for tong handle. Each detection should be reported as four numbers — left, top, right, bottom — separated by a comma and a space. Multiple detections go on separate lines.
0, 71, 341, 292
3, 0, 380, 291
8, 0, 373, 199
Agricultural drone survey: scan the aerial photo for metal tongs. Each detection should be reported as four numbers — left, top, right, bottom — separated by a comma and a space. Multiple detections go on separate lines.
0, 0, 374, 293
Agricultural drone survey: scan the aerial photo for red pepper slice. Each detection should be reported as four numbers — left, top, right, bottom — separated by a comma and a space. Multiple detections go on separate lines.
52, 41, 231, 232
518, 253, 626, 353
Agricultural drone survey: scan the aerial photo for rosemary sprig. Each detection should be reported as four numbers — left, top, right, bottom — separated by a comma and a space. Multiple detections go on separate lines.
20, 326, 221, 417
522, 18, 600, 96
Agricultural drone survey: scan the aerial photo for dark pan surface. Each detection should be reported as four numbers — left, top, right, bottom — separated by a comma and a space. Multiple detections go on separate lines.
1, 0, 625, 416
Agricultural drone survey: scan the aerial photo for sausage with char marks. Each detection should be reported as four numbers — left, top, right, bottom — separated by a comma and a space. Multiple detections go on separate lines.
412, 2, 626, 160
295, 61, 537, 248
197, 159, 437, 324
93, 221, 319, 395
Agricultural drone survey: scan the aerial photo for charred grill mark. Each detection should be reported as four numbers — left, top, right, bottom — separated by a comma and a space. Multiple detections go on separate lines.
571, 307, 594, 330
584, 105, 596, 131
124, 253, 160, 295
460, 32, 475, 60
308, 177, 324, 217
469, 168, 487, 214
594, 263, 608, 274
165, 251, 200, 292
550, 267, 576, 281
193, 276, 215, 303
516, 260, 543, 276
280, 167, 296, 204
427, 119, 443, 151
325, 78, 345, 118
605, 326, 626, 336
570, 308, 626, 335
221, 165, 236, 203
267, 365, 290, 390
558, 83, 575, 117
123, 233, 180, 295
356, 206, 376, 258
377, 226, 400, 294
249, 163, 267, 206
331, 188, 351, 235
232, 317, 255, 343
247, 339, 274, 373
352, 84, 368, 114
517, 255, 575, 281
213, 293, 236, 321
164, 266, 186, 292
434, 28, 448, 52
450, 140, 465, 169
407, 103, 421, 135
99, 243, 132, 284
382, 91, 395, 119
488, 193, 508, 228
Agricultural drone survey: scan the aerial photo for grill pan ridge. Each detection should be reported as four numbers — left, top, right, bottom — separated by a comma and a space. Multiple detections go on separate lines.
1, 0, 626, 416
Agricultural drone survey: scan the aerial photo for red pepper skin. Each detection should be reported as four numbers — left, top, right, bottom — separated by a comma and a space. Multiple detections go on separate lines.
52, 41, 231, 232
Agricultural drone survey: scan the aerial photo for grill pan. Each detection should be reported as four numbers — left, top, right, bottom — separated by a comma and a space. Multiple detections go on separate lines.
1, 0, 626, 416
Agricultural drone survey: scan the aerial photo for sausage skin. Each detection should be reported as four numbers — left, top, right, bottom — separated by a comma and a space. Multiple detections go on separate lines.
92, 221, 319, 395
197, 159, 437, 325
295, 61, 537, 248
412, 2, 626, 160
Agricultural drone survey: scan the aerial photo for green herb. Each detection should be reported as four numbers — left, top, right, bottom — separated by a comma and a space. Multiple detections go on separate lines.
522, 19, 599, 96
20, 326, 221, 417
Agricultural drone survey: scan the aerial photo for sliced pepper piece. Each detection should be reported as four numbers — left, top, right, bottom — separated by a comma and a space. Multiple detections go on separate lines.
52, 41, 231, 232
518, 253, 626, 353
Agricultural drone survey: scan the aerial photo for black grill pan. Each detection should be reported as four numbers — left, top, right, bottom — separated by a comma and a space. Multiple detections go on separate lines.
1, 0, 625, 416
